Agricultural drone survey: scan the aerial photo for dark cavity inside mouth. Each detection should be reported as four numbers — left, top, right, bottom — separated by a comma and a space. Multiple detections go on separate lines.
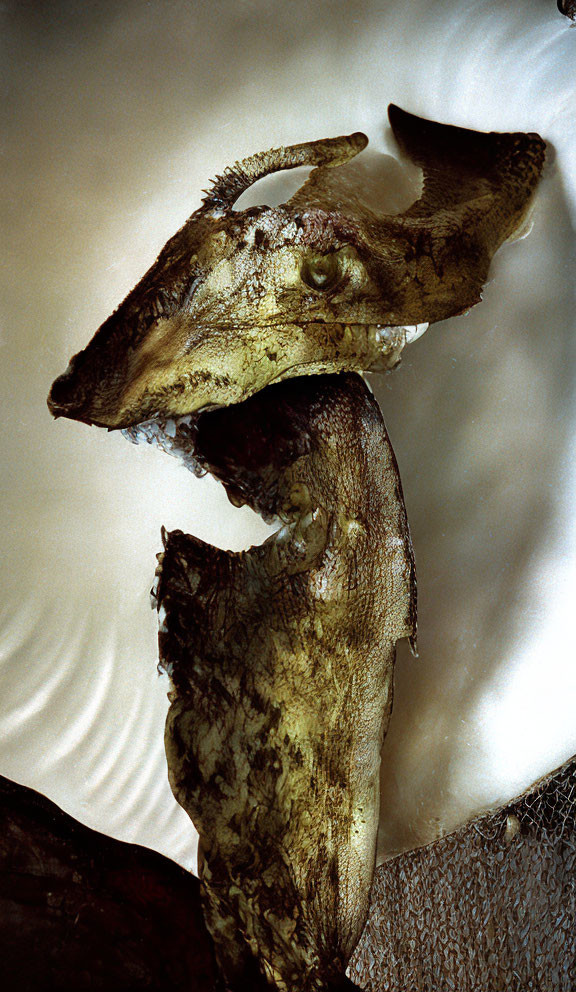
137, 374, 341, 654
121, 376, 332, 522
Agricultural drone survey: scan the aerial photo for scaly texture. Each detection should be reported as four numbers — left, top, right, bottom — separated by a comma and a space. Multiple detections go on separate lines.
44, 108, 548, 990
155, 373, 416, 991
47, 107, 545, 430
350, 755, 576, 991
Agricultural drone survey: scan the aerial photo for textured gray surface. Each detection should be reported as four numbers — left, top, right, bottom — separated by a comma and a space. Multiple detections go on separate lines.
350, 754, 576, 991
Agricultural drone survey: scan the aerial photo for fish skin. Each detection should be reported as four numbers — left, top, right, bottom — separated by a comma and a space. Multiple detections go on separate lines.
47, 107, 546, 431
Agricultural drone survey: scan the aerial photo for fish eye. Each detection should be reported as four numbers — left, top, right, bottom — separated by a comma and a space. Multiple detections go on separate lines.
300, 253, 342, 292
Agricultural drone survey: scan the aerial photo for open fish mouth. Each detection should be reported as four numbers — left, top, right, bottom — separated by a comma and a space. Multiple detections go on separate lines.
47, 105, 545, 444
119, 320, 429, 483
43, 104, 548, 992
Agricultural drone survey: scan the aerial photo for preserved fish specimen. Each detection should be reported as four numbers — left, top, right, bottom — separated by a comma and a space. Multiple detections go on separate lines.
46, 107, 546, 990
47, 106, 545, 430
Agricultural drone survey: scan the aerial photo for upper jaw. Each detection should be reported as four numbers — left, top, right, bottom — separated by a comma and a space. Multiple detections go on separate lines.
47, 318, 431, 432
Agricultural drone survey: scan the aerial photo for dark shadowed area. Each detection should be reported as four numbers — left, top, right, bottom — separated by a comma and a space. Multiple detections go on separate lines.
1, 756, 573, 989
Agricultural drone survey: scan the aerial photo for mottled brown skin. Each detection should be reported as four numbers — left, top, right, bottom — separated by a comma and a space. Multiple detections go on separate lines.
44, 108, 546, 990
47, 106, 546, 429
155, 373, 416, 991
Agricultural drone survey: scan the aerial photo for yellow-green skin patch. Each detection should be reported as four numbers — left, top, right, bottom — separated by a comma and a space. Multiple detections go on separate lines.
47, 107, 545, 430
45, 106, 546, 992
157, 374, 416, 991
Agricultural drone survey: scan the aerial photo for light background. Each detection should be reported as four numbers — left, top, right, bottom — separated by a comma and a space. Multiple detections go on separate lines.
2, 0, 575, 872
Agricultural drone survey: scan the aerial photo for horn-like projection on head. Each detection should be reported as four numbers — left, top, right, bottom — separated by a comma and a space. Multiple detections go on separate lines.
42, 108, 550, 991
47, 106, 545, 440
201, 131, 368, 212
285, 104, 546, 325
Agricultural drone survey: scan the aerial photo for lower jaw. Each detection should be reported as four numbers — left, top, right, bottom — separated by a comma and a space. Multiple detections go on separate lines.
142, 371, 415, 992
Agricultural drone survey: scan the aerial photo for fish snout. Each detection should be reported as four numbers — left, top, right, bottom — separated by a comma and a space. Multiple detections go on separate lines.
47, 359, 89, 420
47, 346, 127, 428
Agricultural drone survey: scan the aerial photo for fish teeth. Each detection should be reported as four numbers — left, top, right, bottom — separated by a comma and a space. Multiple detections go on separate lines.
403, 322, 429, 344
121, 412, 205, 476
150, 572, 160, 609
369, 322, 430, 349
121, 426, 140, 445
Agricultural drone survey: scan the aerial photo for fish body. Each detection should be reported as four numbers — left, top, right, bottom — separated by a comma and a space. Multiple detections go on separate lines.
156, 373, 415, 990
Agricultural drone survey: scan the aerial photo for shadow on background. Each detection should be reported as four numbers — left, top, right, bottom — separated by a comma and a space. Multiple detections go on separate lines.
376, 165, 576, 856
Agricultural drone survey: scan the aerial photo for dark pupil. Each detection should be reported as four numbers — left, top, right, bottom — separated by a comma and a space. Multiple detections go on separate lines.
301, 254, 339, 291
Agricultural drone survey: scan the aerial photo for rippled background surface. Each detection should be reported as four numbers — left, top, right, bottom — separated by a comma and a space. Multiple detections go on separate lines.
2, 0, 575, 872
